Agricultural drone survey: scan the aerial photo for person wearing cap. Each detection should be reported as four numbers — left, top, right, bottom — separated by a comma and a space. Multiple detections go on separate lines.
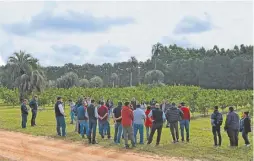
147, 103, 166, 146
54, 97, 66, 137
21, 99, 29, 128
224, 106, 240, 147
179, 102, 191, 142
165, 102, 183, 143
29, 95, 38, 126
121, 101, 135, 149
133, 104, 146, 144
240, 111, 251, 146
113, 101, 123, 144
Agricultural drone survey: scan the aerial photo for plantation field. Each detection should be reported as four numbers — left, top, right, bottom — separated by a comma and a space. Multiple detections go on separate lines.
0, 105, 252, 161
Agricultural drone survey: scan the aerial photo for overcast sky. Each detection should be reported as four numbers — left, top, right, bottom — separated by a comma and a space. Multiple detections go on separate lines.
0, 1, 252, 66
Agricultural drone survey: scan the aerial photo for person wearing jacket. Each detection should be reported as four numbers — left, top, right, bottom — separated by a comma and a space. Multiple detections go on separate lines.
210, 106, 223, 147
86, 99, 98, 144
29, 95, 38, 127
77, 102, 89, 138
224, 106, 240, 147
145, 106, 152, 140
121, 101, 135, 149
240, 111, 251, 146
21, 99, 29, 128
133, 104, 146, 144
165, 103, 183, 143
54, 97, 66, 137
147, 103, 166, 146
179, 102, 191, 142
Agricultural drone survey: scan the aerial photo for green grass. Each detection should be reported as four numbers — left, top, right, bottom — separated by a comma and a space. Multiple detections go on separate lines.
0, 106, 252, 161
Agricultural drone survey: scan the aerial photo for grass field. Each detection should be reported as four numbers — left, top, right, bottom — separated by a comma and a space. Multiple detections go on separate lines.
0, 105, 253, 161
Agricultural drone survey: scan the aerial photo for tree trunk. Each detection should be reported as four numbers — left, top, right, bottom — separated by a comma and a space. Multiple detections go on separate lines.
130, 72, 133, 87
112, 81, 115, 88
154, 57, 157, 70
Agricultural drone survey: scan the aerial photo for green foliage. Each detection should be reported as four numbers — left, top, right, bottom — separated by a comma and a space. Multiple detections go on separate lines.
145, 70, 164, 84
56, 72, 79, 88
90, 76, 103, 88
79, 79, 90, 88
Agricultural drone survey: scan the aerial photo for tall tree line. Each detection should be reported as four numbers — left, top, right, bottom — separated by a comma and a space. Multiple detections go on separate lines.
0, 44, 253, 91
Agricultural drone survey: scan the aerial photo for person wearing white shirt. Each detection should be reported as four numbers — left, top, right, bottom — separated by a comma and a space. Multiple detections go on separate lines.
54, 97, 66, 137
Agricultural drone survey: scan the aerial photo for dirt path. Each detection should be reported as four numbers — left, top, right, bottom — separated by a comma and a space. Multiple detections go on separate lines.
0, 130, 183, 161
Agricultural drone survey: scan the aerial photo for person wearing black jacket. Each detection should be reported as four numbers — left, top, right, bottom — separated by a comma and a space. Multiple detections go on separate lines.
240, 111, 251, 146
21, 99, 29, 128
29, 95, 38, 126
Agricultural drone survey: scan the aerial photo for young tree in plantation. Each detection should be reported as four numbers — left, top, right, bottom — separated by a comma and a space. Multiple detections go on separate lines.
7, 51, 46, 101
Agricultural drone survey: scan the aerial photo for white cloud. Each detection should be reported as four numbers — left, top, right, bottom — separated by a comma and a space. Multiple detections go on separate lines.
0, 1, 252, 66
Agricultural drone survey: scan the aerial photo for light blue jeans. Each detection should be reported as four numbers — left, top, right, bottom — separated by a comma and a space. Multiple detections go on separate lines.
79, 120, 89, 137
134, 124, 144, 144
114, 122, 123, 143
180, 120, 190, 140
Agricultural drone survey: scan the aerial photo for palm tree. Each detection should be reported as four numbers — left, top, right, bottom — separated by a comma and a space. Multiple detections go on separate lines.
8, 51, 46, 101
152, 42, 163, 70
110, 73, 118, 87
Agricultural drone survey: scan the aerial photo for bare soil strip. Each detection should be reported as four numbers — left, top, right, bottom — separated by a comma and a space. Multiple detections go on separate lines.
0, 130, 184, 161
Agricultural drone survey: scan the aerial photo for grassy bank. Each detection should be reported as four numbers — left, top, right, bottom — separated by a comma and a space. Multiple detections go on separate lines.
0, 106, 252, 161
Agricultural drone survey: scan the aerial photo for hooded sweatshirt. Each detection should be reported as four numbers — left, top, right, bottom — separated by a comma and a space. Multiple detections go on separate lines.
166, 106, 183, 123
121, 105, 133, 127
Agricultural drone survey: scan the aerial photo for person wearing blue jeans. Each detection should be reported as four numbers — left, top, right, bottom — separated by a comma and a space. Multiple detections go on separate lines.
133, 105, 146, 144
180, 120, 190, 142
99, 121, 110, 139
69, 100, 75, 124
77, 103, 89, 138
54, 97, 66, 137
29, 96, 38, 126
98, 102, 111, 139
21, 99, 29, 128
86, 100, 99, 144
113, 102, 123, 144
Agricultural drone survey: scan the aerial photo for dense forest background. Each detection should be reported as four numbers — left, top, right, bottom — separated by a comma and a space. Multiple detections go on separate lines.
0, 43, 253, 92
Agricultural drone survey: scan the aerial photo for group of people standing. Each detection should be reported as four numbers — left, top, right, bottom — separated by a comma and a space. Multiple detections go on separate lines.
20, 96, 251, 149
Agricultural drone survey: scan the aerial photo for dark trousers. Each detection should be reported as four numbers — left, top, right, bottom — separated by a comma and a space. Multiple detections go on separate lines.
227, 129, 238, 146
88, 119, 97, 141
21, 114, 28, 128
212, 126, 222, 146
242, 130, 250, 145
170, 122, 179, 141
148, 123, 163, 144
31, 110, 37, 126
114, 122, 123, 143
56, 116, 66, 136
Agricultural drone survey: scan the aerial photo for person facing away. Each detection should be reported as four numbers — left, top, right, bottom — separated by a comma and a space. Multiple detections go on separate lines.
86, 99, 98, 144
239, 111, 251, 147
98, 101, 111, 139
29, 95, 38, 127
224, 106, 240, 147
150, 98, 156, 106
113, 101, 123, 144
121, 101, 135, 149
133, 104, 146, 144
210, 106, 223, 147
165, 102, 183, 143
140, 101, 146, 112
131, 97, 137, 110
69, 99, 75, 124
21, 99, 29, 128
77, 101, 89, 138
54, 97, 66, 137
147, 103, 166, 146
145, 106, 153, 140
179, 102, 191, 142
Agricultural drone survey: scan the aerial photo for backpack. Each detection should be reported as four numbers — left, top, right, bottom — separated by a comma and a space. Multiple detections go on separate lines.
215, 113, 223, 126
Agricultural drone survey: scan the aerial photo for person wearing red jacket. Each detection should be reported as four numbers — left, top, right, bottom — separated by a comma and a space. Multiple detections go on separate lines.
121, 101, 135, 149
145, 106, 152, 140
179, 102, 191, 142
